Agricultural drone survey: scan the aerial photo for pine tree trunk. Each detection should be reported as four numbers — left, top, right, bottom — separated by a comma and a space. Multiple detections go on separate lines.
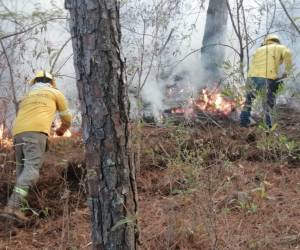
201, 0, 228, 84
65, 0, 138, 249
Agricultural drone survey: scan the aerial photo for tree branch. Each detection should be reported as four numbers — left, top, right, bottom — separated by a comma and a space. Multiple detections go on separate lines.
278, 0, 300, 35
226, 0, 239, 39
0, 17, 68, 41
241, 0, 250, 71
226, 0, 244, 76
121, 25, 156, 38
158, 28, 174, 55
171, 43, 241, 69
50, 37, 72, 74
54, 53, 74, 75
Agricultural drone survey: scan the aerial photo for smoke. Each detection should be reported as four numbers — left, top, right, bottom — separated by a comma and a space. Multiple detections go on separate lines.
4, 0, 300, 124
0, 0, 78, 128
62, 0, 300, 118
121, 1, 210, 118
141, 77, 166, 118
1, 0, 219, 122
137, 0, 300, 115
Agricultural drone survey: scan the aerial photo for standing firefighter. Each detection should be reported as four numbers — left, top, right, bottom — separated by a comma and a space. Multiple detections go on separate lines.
240, 34, 292, 128
1, 71, 72, 224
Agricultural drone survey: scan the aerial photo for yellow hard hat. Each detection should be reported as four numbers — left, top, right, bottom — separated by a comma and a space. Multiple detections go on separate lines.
263, 34, 281, 45
30, 70, 57, 88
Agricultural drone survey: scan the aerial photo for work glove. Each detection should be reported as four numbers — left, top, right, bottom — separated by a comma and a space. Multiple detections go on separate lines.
55, 127, 65, 136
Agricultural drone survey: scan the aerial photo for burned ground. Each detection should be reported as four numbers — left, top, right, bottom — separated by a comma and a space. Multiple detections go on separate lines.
1, 106, 300, 249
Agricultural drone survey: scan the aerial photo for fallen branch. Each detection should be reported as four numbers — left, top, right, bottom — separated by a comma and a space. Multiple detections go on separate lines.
158, 142, 171, 158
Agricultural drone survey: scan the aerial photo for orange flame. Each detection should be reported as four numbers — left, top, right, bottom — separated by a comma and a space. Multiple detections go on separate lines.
195, 88, 235, 116
170, 87, 237, 116
0, 123, 3, 140
0, 124, 13, 148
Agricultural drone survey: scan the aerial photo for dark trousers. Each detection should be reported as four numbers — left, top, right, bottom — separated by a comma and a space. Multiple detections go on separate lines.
240, 77, 281, 128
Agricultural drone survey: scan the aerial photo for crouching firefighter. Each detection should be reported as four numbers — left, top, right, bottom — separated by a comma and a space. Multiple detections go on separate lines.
240, 34, 292, 129
1, 71, 72, 224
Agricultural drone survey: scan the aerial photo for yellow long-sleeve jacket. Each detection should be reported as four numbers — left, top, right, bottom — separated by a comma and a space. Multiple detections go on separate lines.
248, 41, 292, 80
13, 84, 72, 136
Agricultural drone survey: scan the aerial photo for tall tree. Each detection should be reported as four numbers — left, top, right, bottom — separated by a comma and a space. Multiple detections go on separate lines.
201, 0, 228, 84
65, 0, 138, 249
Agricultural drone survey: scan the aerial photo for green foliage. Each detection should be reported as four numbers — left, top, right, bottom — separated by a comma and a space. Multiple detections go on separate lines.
20, 199, 39, 216
39, 207, 50, 218
256, 123, 300, 162
237, 200, 258, 214
247, 240, 259, 250
222, 83, 244, 108
111, 214, 138, 232
163, 125, 202, 193
252, 183, 267, 199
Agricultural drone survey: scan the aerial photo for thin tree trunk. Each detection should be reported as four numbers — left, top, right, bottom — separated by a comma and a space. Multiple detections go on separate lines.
241, 1, 250, 71
226, 0, 245, 78
201, 0, 228, 84
0, 40, 18, 113
65, 0, 138, 249
236, 0, 244, 73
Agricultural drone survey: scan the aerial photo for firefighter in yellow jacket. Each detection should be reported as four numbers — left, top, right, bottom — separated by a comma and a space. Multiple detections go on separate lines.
2, 71, 72, 223
240, 34, 292, 128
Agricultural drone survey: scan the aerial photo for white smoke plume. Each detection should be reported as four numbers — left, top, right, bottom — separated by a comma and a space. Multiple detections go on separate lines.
3, 0, 300, 124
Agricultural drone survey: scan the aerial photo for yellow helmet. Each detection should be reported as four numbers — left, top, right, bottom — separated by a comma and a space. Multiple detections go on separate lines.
30, 70, 57, 88
263, 34, 281, 45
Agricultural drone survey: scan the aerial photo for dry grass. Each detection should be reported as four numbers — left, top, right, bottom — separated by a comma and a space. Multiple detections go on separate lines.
1, 107, 300, 249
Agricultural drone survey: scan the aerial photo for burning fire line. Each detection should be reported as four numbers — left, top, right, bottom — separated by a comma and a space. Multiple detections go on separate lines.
0, 123, 3, 140
0, 123, 13, 148
170, 87, 239, 117
0, 120, 72, 150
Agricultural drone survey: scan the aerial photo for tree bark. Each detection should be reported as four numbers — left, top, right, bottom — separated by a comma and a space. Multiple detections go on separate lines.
201, 0, 228, 84
65, 0, 138, 249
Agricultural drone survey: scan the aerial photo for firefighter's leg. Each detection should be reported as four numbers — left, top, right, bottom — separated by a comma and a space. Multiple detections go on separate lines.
7, 135, 26, 209
240, 91, 255, 127
264, 80, 278, 128
8, 132, 47, 209
263, 104, 272, 129
14, 136, 24, 177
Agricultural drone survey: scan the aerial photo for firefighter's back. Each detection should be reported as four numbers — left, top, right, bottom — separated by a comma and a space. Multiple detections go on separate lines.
13, 86, 66, 136
248, 43, 289, 80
